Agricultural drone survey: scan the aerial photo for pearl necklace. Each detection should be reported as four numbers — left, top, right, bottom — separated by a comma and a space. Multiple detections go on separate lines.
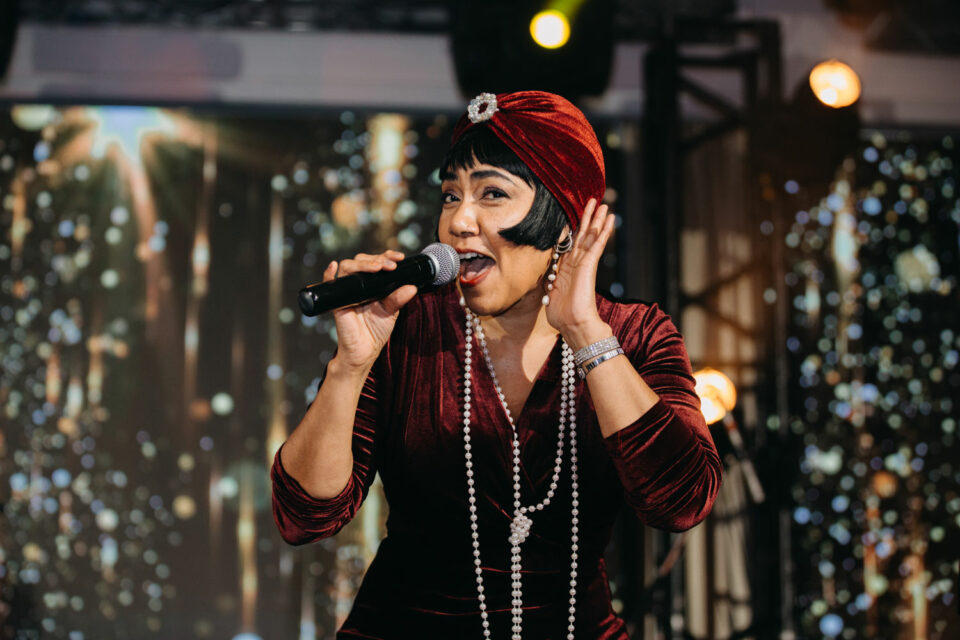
460, 299, 580, 640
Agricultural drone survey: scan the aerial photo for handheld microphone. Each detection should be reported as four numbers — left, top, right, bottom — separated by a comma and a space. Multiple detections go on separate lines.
298, 243, 460, 316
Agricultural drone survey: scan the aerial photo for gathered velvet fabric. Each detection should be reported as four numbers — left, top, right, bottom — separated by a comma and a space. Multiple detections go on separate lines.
451, 91, 606, 231
271, 284, 722, 639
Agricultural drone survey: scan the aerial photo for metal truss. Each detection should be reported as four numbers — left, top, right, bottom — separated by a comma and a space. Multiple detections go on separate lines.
634, 18, 792, 640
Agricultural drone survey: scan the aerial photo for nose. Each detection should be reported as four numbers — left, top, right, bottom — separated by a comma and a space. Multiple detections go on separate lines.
446, 199, 479, 237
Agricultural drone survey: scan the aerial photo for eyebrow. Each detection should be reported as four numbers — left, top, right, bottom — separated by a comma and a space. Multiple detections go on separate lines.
470, 169, 517, 183
439, 168, 518, 184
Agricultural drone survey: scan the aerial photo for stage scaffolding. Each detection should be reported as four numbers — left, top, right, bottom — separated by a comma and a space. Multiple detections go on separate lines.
626, 18, 792, 640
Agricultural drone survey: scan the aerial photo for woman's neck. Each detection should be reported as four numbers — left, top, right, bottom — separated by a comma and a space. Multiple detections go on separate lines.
477, 289, 556, 345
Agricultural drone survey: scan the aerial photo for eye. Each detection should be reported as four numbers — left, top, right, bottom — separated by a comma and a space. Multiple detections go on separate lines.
442, 191, 460, 205
483, 187, 508, 199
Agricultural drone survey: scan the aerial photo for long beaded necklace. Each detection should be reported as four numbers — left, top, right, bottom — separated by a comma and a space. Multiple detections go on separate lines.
460, 299, 580, 640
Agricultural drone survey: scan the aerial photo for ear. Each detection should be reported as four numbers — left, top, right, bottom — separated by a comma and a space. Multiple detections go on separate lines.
557, 226, 574, 253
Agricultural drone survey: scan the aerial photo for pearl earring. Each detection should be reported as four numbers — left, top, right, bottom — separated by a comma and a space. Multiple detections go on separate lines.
542, 233, 572, 306
542, 247, 561, 306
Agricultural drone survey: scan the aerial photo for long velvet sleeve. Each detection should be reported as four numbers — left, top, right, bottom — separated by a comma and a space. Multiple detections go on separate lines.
270, 348, 390, 546
600, 300, 722, 532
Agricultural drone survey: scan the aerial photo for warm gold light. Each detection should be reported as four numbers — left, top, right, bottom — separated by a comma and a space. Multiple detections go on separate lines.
872, 470, 897, 498
809, 60, 861, 108
530, 10, 571, 49
693, 368, 737, 425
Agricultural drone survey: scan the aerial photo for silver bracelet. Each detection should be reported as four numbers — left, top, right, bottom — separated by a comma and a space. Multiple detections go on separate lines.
573, 336, 620, 366
577, 347, 625, 379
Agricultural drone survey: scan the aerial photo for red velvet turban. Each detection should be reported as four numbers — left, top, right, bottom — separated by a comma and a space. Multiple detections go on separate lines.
451, 91, 606, 231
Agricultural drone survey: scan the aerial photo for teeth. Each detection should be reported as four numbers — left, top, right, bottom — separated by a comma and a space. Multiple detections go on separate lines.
459, 252, 484, 261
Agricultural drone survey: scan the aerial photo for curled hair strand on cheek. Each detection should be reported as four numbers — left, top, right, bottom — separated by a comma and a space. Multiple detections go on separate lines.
498, 182, 567, 251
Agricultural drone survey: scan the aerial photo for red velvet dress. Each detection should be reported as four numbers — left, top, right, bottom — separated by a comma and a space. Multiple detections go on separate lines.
271, 284, 721, 639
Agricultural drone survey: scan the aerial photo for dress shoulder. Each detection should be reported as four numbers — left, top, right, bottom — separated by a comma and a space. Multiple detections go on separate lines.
594, 292, 683, 364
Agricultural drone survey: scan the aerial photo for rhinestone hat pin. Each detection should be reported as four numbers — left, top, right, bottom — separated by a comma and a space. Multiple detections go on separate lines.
467, 93, 498, 123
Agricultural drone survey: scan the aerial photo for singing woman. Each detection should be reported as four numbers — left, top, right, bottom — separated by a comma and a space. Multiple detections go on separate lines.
271, 91, 722, 639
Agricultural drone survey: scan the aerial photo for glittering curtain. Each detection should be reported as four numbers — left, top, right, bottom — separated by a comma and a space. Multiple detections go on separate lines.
783, 133, 959, 640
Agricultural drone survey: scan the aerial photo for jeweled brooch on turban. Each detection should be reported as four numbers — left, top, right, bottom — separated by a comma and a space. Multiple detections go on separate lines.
467, 92, 498, 123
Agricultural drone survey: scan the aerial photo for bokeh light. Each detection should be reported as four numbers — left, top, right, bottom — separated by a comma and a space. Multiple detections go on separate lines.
809, 60, 862, 108
693, 367, 737, 425
530, 10, 571, 49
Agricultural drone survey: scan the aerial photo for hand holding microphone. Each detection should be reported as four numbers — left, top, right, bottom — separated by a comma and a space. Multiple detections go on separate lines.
299, 243, 460, 373
298, 243, 459, 317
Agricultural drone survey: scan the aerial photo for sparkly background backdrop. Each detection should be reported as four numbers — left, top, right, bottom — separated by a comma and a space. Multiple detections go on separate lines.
0, 105, 626, 639
783, 133, 959, 640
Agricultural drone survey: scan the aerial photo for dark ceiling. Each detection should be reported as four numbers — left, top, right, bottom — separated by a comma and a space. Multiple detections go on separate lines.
15, 0, 733, 40
15, 0, 960, 54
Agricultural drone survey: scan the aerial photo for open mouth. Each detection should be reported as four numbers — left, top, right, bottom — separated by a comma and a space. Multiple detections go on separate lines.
458, 251, 495, 286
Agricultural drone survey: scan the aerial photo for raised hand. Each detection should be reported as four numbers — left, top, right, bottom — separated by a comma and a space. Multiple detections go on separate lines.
545, 198, 616, 349
324, 250, 418, 373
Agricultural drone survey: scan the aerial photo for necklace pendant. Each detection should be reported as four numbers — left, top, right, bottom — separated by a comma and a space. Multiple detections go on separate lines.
509, 512, 533, 545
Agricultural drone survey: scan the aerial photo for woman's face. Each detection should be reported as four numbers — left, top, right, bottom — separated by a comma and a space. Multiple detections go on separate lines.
438, 162, 552, 316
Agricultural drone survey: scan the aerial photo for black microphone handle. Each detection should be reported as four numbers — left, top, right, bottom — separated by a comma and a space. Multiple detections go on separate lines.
298, 254, 437, 316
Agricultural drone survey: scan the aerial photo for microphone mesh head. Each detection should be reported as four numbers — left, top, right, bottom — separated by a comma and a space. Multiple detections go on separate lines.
422, 243, 460, 286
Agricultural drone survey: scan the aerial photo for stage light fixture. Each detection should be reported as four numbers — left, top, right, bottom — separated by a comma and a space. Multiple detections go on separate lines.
693, 367, 737, 425
770, 63, 861, 189
451, 0, 613, 99
809, 60, 861, 108
530, 10, 571, 49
